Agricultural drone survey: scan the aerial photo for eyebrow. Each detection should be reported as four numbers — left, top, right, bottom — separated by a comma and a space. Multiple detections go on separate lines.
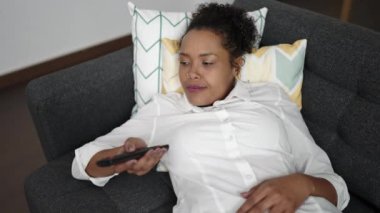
179, 52, 217, 57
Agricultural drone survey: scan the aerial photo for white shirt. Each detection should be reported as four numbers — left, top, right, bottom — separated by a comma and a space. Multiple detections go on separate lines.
72, 81, 349, 213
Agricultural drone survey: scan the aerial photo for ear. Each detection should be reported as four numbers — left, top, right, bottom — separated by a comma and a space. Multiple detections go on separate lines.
232, 56, 245, 76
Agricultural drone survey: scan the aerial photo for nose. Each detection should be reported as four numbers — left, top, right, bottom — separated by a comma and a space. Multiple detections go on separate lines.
188, 65, 200, 80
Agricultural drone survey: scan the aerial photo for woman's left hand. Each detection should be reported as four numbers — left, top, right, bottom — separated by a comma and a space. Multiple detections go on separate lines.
237, 173, 314, 213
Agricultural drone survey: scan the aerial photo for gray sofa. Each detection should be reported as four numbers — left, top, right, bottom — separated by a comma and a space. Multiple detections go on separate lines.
24, 0, 380, 212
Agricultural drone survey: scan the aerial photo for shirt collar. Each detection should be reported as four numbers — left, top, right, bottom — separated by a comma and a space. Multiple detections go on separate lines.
224, 80, 251, 101
181, 80, 251, 113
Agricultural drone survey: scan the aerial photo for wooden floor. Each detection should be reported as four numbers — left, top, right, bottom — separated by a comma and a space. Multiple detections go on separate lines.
0, 82, 46, 212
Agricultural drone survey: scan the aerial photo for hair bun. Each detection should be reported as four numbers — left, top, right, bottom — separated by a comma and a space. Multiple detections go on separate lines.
185, 3, 258, 58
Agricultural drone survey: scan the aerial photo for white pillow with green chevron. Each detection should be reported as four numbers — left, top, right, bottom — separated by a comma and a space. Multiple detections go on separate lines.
127, 2, 268, 110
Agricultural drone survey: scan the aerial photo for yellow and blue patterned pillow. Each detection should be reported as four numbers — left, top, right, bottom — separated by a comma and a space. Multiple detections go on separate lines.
161, 38, 307, 109
127, 2, 268, 110
240, 39, 307, 108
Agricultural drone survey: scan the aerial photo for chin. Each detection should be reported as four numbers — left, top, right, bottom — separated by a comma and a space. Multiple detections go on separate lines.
185, 91, 214, 107
189, 99, 213, 107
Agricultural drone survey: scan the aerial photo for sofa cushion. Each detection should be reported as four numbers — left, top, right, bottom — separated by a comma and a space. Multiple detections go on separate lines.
233, 0, 380, 210
127, 2, 267, 110
26, 47, 136, 162
25, 152, 176, 213
343, 193, 378, 213
25, 153, 118, 213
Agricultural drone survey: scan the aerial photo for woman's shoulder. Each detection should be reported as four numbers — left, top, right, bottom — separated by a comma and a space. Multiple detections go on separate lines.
239, 81, 287, 98
154, 92, 183, 106
153, 92, 188, 114
132, 92, 184, 118
239, 81, 297, 108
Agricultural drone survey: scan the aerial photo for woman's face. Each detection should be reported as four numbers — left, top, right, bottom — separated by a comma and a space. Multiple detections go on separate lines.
179, 29, 238, 107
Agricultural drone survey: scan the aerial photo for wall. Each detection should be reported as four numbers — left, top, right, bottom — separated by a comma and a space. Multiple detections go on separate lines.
281, 0, 380, 31
0, 0, 233, 77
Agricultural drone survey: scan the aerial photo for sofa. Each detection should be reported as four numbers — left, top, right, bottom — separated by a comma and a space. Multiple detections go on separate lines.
24, 0, 380, 212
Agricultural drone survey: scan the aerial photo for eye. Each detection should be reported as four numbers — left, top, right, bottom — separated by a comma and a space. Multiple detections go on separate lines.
202, 61, 214, 66
180, 61, 190, 66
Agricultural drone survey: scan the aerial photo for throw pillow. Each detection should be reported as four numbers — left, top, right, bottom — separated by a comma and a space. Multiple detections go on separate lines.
127, 2, 268, 110
161, 38, 307, 109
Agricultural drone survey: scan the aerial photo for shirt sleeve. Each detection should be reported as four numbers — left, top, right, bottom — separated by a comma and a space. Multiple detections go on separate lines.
284, 116, 349, 210
71, 98, 160, 187
273, 86, 350, 210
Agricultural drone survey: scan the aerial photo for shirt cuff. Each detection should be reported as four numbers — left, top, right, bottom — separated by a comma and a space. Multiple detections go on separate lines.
71, 144, 118, 187
313, 173, 350, 210
156, 162, 169, 172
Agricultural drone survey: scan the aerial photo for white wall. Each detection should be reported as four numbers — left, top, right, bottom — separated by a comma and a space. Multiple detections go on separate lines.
0, 0, 233, 77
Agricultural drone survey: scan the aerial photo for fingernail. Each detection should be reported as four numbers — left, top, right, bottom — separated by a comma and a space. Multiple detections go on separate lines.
240, 192, 248, 197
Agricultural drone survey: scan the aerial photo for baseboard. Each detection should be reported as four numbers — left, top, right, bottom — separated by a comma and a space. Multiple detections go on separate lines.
0, 35, 132, 90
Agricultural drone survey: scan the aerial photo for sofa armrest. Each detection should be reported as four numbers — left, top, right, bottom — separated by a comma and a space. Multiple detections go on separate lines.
26, 46, 135, 161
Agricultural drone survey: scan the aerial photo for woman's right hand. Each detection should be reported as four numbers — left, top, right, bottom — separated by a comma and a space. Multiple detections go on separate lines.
114, 137, 167, 176
85, 137, 167, 177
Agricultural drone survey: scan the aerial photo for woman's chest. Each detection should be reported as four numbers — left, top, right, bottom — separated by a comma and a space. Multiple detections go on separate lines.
152, 105, 290, 160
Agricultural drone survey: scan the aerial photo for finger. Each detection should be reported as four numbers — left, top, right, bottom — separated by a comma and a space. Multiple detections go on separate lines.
272, 199, 296, 213
142, 148, 165, 166
250, 182, 278, 202
124, 137, 147, 152
269, 204, 286, 213
124, 141, 136, 152
128, 149, 157, 172
238, 184, 270, 213
134, 149, 155, 166
249, 185, 259, 193
147, 148, 166, 162
135, 169, 151, 176
114, 159, 137, 173
249, 184, 271, 205
141, 148, 166, 163
241, 185, 259, 198
125, 146, 168, 175
237, 193, 266, 213
132, 149, 167, 175
248, 194, 280, 213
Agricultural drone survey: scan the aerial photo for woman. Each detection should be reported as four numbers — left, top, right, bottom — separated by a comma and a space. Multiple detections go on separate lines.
72, 3, 349, 212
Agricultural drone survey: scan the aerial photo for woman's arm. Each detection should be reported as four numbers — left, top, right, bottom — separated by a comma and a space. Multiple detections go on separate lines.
237, 84, 348, 212
237, 173, 337, 213
85, 137, 167, 178
85, 145, 125, 177
308, 174, 337, 206
270, 84, 349, 209
72, 95, 166, 186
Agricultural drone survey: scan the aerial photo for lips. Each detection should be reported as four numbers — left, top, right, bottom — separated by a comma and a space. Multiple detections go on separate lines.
186, 85, 207, 93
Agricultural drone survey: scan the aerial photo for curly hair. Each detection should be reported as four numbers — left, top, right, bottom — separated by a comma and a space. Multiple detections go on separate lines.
182, 3, 258, 63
